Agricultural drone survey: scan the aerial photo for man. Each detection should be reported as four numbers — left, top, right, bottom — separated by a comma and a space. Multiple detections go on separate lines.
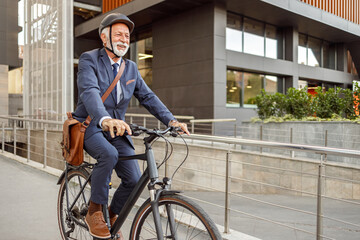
73, 13, 189, 239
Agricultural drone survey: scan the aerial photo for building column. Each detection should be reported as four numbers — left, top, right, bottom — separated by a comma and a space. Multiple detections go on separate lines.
284, 27, 299, 89
0, 65, 9, 116
336, 43, 347, 72
213, 2, 227, 118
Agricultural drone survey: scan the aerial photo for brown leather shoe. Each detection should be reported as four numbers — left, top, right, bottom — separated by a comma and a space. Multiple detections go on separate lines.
110, 214, 124, 240
85, 211, 111, 239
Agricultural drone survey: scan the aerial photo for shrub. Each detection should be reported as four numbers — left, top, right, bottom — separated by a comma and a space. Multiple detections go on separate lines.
272, 93, 287, 117
284, 88, 313, 119
313, 87, 342, 119
254, 85, 360, 121
341, 83, 360, 120
254, 89, 275, 120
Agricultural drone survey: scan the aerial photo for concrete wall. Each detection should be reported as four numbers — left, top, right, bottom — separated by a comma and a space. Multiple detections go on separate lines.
151, 4, 214, 119
8, 94, 23, 116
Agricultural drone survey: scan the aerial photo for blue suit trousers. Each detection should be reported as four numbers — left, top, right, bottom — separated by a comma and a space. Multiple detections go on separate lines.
84, 131, 141, 214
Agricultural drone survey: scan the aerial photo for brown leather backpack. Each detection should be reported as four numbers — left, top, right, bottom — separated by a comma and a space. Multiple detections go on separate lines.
61, 60, 125, 166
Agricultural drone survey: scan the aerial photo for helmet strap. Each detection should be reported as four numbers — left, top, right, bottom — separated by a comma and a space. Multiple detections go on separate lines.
106, 25, 120, 59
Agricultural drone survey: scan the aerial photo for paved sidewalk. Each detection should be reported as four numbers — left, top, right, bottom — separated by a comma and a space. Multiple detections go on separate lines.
0, 154, 60, 239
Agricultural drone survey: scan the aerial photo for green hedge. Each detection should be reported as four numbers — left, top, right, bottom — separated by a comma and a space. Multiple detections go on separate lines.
254, 86, 360, 121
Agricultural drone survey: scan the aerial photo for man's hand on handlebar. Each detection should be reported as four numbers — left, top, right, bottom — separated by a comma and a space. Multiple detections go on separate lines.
169, 120, 190, 135
102, 119, 132, 138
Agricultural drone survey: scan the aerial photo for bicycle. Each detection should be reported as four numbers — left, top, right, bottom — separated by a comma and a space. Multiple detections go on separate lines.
57, 124, 222, 240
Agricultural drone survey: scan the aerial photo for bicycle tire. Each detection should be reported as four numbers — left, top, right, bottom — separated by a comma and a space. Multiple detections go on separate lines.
130, 194, 222, 240
57, 168, 93, 240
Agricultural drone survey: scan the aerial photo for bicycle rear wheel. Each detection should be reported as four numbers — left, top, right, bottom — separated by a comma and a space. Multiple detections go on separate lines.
130, 194, 222, 240
57, 169, 92, 240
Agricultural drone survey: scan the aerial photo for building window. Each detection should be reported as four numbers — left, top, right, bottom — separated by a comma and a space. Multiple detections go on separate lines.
137, 37, 153, 88
226, 13, 282, 59
243, 72, 263, 107
265, 24, 280, 59
243, 18, 264, 57
264, 75, 278, 94
298, 34, 307, 65
323, 41, 330, 69
226, 13, 243, 52
127, 36, 153, 108
347, 50, 358, 75
298, 34, 336, 69
226, 70, 242, 107
307, 37, 321, 67
227, 69, 281, 108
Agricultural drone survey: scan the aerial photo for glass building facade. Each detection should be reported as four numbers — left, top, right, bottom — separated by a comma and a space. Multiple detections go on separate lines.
227, 69, 281, 108
226, 13, 282, 59
23, 0, 73, 121
127, 36, 153, 108
298, 33, 336, 69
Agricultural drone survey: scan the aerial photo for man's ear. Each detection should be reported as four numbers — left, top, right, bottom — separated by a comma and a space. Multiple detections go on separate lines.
100, 33, 107, 46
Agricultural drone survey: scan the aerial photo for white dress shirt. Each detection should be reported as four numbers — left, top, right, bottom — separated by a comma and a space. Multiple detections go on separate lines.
99, 57, 122, 127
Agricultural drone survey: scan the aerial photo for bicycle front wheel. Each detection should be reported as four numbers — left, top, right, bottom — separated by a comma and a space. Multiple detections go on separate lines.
130, 194, 222, 240
57, 169, 92, 240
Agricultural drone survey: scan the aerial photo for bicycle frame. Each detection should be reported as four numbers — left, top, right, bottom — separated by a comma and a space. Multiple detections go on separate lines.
111, 138, 179, 239
62, 134, 180, 240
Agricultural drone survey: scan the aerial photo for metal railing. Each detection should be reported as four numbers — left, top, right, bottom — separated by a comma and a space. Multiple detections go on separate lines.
6, 113, 242, 137
164, 135, 360, 240
1, 115, 360, 239
124, 113, 194, 130
238, 122, 360, 164
190, 118, 237, 136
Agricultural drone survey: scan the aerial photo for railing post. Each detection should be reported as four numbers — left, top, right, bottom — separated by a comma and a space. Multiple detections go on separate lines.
211, 122, 215, 135
158, 120, 161, 130
234, 123, 237, 138
191, 121, 194, 134
259, 125, 263, 153
324, 130, 328, 147
13, 120, 17, 155
43, 125, 47, 168
290, 128, 294, 158
2, 122, 4, 153
224, 148, 232, 234
27, 122, 31, 162
130, 116, 133, 124
143, 117, 146, 128
316, 153, 326, 240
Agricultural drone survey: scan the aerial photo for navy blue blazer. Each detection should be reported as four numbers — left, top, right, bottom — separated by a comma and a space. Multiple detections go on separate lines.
73, 48, 174, 148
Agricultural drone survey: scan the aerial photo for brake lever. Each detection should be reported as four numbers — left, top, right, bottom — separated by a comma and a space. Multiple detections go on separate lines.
170, 127, 182, 137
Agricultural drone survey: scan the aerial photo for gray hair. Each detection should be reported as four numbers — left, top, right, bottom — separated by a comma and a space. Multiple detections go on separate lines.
101, 27, 109, 45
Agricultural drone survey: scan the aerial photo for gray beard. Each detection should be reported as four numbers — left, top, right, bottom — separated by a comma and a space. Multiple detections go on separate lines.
108, 40, 129, 57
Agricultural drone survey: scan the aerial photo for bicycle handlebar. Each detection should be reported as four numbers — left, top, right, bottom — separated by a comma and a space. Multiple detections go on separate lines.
130, 124, 180, 137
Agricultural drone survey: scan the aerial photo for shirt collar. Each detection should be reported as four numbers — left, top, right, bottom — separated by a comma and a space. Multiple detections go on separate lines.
108, 56, 122, 66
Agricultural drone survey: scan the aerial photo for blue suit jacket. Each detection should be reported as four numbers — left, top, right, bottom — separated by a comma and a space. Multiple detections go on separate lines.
73, 48, 174, 148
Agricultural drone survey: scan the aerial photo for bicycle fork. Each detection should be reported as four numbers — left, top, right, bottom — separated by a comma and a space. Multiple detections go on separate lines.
147, 146, 179, 240
148, 184, 180, 240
